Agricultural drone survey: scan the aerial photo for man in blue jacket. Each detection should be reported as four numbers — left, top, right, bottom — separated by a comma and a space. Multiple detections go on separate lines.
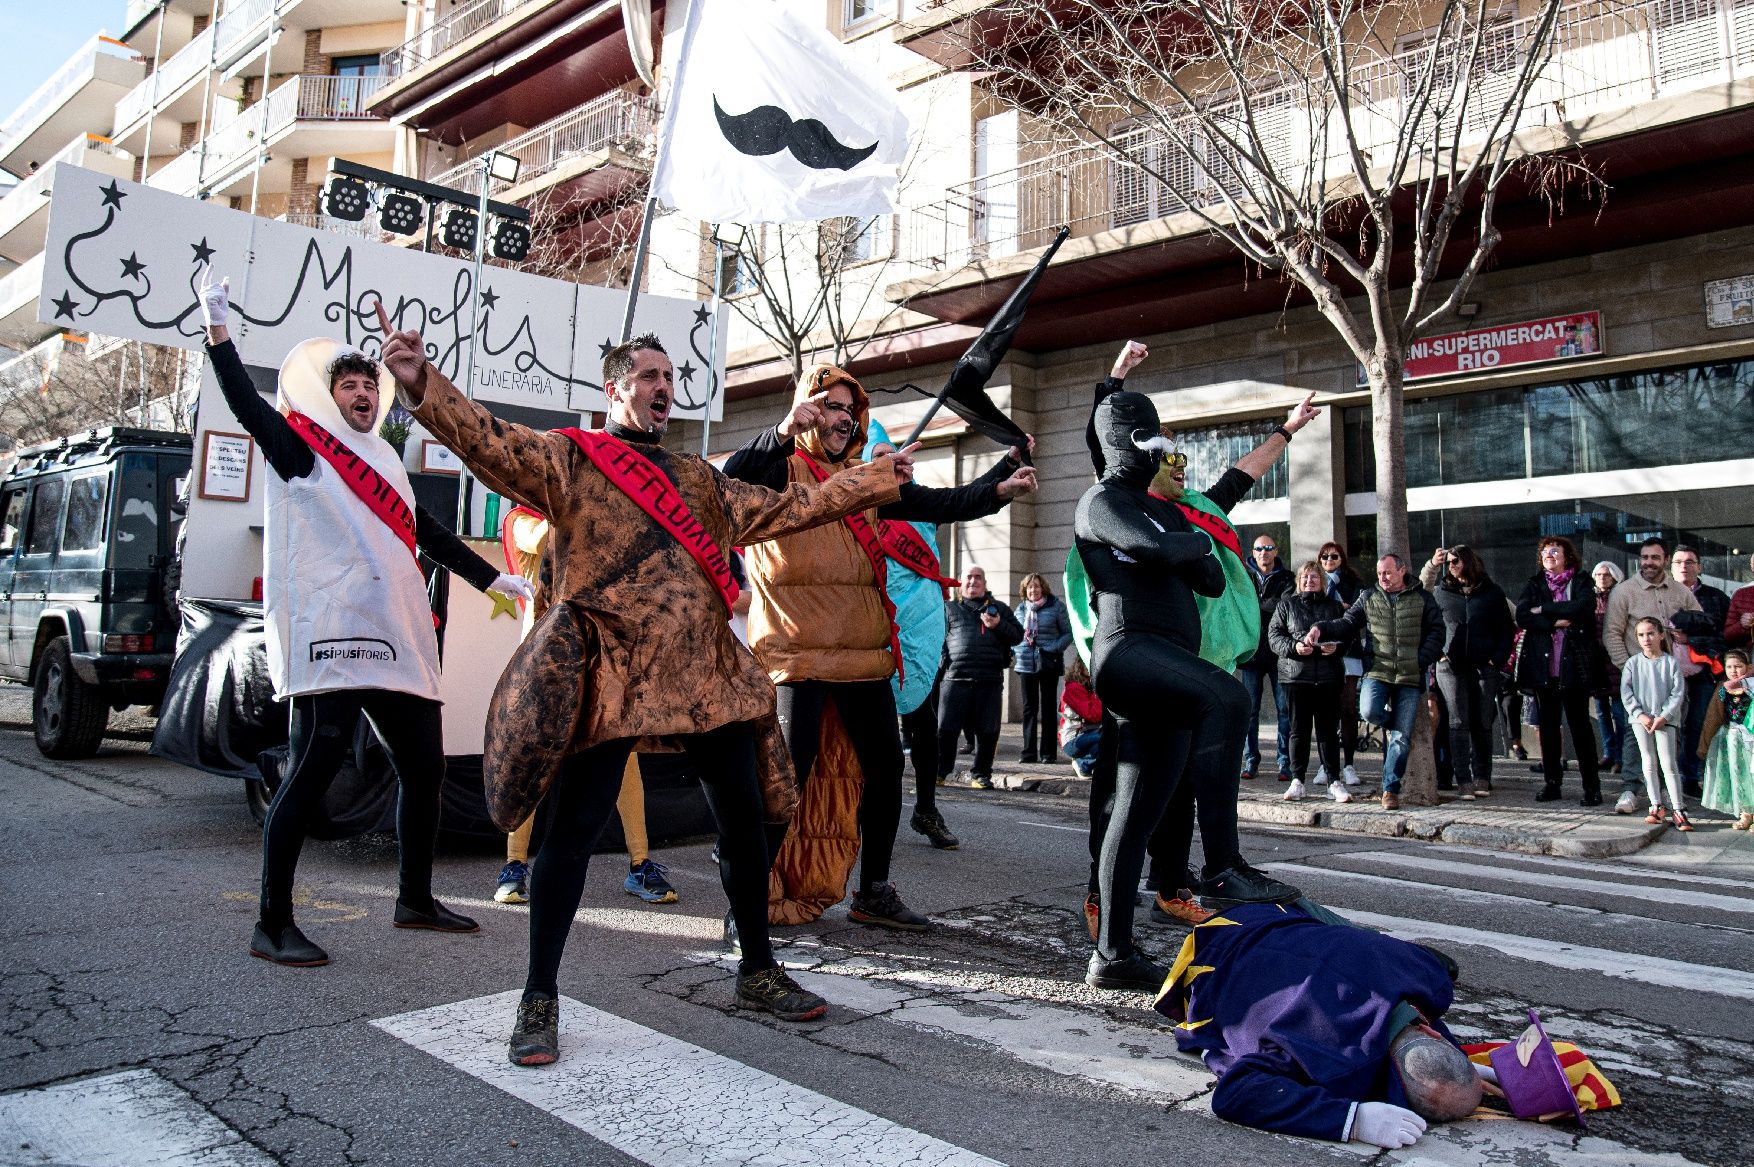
1156, 901, 1482, 1148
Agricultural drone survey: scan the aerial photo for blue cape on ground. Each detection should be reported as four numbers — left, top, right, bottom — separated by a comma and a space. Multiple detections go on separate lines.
1154, 902, 1460, 1142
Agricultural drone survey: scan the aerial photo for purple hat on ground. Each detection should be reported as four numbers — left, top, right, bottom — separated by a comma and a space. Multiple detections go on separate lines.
1489, 1010, 1586, 1123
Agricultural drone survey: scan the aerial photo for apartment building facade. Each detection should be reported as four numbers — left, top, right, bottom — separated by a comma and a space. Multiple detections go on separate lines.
4, 0, 1752, 605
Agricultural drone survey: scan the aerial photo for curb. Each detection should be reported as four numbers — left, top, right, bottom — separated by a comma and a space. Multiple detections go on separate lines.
944, 770, 1668, 860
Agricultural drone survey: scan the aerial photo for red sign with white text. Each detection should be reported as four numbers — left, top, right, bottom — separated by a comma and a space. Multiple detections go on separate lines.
1357, 312, 1602, 385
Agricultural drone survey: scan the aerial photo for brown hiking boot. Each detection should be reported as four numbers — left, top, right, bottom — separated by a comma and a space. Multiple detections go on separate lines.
1381, 791, 1401, 810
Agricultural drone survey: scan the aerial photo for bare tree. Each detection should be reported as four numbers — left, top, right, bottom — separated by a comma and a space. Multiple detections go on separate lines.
0, 339, 191, 447
967, 0, 1592, 555
691, 212, 926, 386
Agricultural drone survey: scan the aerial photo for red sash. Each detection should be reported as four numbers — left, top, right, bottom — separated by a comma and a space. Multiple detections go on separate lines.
878, 519, 959, 597
1148, 489, 1243, 560
286, 411, 418, 563
793, 449, 904, 682
559, 428, 739, 613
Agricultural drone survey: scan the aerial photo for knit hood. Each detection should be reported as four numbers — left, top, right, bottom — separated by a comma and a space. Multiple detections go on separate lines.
794, 363, 870, 465
1093, 390, 1167, 488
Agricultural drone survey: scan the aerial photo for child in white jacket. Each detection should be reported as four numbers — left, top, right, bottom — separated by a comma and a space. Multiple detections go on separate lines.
1621, 617, 1691, 831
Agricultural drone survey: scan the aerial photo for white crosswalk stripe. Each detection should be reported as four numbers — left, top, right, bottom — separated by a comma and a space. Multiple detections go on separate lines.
1422, 845, 1754, 890
0, 1069, 274, 1166
1335, 851, 1754, 916
373, 991, 1003, 1167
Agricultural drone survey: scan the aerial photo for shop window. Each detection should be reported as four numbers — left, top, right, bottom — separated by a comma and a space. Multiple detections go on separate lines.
1177, 425, 1288, 500
61, 474, 109, 554
1342, 354, 1754, 495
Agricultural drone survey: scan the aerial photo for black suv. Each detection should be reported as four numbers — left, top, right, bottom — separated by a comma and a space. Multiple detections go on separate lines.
0, 427, 191, 757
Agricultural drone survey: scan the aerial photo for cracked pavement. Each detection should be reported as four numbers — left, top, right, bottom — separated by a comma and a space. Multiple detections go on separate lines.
2, 686, 1751, 1165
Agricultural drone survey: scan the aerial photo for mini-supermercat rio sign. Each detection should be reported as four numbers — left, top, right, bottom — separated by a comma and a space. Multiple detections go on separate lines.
38, 164, 726, 418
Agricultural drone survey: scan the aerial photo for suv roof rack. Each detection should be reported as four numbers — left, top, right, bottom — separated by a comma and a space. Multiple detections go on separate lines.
9, 426, 192, 476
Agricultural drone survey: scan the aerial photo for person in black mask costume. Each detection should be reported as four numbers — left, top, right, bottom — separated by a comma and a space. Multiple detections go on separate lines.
1077, 388, 1299, 991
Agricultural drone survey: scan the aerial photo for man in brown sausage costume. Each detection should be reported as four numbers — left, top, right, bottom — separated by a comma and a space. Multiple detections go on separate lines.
376, 306, 914, 1066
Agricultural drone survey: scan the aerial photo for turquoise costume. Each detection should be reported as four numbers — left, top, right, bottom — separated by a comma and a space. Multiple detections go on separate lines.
866, 420, 947, 715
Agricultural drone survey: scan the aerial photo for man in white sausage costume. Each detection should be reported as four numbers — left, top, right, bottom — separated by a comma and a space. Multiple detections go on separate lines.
200, 271, 533, 967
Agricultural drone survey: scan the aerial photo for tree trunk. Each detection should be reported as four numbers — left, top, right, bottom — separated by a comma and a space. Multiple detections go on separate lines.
1400, 685, 1439, 807
1369, 366, 1409, 559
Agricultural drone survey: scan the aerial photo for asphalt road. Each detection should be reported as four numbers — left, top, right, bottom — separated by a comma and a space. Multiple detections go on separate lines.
2, 694, 1750, 1167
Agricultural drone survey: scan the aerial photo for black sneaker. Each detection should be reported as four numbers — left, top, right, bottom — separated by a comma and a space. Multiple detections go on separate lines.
1535, 786, 1563, 802
736, 966, 828, 1022
1085, 949, 1169, 992
250, 921, 329, 967
1019, 752, 1039, 764
722, 909, 741, 959
508, 991, 559, 1066
910, 808, 960, 850
1199, 864, 1300, 909
848, 883, 931, 931
393, 898, 480, 933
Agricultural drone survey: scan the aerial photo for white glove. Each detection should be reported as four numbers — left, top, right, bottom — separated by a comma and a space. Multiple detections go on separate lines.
490, 573, 534, 604
1351, 1102, 1427, 1149
198, 266, 230, 328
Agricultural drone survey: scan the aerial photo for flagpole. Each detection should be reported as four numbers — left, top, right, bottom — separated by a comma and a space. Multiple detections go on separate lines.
620, 0, 708, 343
701, 235, 723, 456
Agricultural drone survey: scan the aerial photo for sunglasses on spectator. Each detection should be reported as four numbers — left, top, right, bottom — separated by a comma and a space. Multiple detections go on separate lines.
1320, 553, 1341, 561
1253, 544, 1275, 553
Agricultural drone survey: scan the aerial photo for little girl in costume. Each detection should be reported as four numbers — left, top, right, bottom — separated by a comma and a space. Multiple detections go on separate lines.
1622, 617, 1691, 831
1700, 649, 1753, 830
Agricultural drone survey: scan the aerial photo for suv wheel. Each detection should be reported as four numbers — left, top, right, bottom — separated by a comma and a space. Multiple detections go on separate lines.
34, 636, 109, 759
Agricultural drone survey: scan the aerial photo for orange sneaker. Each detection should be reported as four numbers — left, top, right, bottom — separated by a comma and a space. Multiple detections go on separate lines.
1083, 891, 1100, 943
1150, 892, 1215, 926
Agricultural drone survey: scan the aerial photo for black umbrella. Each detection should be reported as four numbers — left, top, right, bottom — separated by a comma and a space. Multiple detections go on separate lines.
902, 226, 1069, 465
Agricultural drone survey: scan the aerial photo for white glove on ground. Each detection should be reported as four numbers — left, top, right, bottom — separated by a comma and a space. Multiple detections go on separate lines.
1351, 1101, 1427, 1149
198, 267, 230, 329
490, 573, 534, 604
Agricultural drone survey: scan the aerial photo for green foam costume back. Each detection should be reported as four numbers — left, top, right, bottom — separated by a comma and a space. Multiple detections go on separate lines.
1064, 488, 1259, 674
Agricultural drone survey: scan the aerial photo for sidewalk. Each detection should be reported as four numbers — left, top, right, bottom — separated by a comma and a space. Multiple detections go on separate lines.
941, 725, 1750, 860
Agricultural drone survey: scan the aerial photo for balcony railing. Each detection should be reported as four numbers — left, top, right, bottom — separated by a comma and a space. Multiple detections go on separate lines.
380, 0, 544, 81
0, 135, 132, 237
0, 35, 137, 159
147, 73, 388, 195
214, 0, 276, 68
902, 0, 1754, 271
281, 211, 393, 242
114, 0, 280, 135
426, 90, 657, 194
113, 23, 214, 133
0, 253, 46, 318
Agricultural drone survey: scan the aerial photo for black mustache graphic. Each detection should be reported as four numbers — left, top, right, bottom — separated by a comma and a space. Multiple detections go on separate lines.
713, 98, 878, 171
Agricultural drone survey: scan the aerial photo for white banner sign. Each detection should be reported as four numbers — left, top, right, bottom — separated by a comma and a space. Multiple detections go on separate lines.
38, 164, 726, 418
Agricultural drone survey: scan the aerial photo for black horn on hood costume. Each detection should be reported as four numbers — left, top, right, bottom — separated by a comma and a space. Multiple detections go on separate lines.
1075, 391, 1279, 986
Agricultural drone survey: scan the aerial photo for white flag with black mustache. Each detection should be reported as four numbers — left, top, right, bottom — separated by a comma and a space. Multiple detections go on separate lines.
651, 0, 911, 223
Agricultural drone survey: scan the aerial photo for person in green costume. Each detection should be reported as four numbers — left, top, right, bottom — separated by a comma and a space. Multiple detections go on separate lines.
1069, 340, 1320, 931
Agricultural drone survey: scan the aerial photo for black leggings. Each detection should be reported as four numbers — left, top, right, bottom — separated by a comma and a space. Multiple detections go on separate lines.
937, 679, 1001, 778
1087, 708, 1232, 897
1339, 674, 1360, 766
526, 724, 774, 994
900, 688, 940, 813
1534, 686, 1601, 796
770, 679, 904, 893
260, 689, 444, 929
1091, 635, 1249, 960
1019, 670, 1061, 759
1284, 682, 1342, 783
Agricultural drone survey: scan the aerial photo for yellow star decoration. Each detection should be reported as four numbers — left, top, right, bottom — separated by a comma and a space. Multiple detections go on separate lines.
489, 590, 521, 621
